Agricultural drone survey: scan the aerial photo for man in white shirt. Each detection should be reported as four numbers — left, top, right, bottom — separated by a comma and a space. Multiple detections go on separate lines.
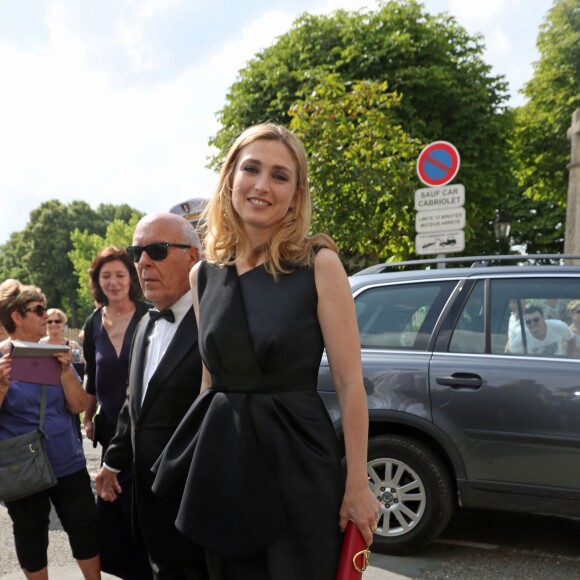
95, 213, 207, 580
509, 305, 576, 357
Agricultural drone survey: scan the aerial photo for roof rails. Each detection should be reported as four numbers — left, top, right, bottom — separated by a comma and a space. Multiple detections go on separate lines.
354, 254, 580, 275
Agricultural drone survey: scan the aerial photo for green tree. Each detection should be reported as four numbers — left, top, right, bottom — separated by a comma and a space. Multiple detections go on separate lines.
511, 0, 580, 253
0, 201, 144, 327
0, 231, 30, 283
210, 0, 514, 263
290, 75, 422, 269
10, 200, 102, 326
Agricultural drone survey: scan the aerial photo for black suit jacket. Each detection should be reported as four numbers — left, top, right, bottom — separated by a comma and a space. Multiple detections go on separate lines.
104, 306, 203, 564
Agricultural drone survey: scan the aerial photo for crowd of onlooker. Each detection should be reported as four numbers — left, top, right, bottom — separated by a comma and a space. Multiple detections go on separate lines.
507, 298, 580, 357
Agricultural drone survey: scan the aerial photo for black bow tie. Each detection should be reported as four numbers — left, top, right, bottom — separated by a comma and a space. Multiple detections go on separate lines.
148, 308, 175, 323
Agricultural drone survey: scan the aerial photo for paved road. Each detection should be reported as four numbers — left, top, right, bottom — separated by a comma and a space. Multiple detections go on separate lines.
5, 436, 579, 579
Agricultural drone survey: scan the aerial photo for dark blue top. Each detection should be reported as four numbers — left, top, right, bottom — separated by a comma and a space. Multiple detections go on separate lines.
0, 374, 85, 478
83, 301, 149, 425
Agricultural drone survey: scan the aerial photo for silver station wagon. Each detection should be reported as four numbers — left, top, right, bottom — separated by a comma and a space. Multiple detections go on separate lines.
318, 255, 580, 555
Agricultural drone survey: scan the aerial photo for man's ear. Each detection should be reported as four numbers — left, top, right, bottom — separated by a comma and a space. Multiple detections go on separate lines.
188, 246, 201, 270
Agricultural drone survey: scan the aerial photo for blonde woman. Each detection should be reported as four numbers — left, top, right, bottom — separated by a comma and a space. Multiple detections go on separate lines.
153, 123, 379, 579
40, 308, 82, 362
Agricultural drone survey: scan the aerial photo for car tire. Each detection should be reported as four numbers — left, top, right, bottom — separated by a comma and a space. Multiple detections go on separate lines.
367, 434, 454, 555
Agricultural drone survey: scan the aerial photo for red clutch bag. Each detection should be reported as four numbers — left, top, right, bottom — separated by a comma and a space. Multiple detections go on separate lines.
336, 521, 370, 580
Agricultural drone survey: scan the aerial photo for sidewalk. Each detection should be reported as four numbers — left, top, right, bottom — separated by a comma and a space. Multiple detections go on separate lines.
0, 436, 116, 579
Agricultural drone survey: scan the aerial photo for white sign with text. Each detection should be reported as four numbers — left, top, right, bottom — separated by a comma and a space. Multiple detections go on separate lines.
415, 207, 466, 233
414, 184, 465, 211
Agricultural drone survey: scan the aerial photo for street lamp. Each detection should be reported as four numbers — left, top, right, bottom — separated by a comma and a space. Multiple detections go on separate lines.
494, 210, 511, 255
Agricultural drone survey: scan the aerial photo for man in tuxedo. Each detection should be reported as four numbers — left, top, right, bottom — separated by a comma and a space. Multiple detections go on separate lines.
95, 212, 207, 580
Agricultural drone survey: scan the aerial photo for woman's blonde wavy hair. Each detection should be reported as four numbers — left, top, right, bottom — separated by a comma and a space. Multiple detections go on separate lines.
201, 122, 337, 277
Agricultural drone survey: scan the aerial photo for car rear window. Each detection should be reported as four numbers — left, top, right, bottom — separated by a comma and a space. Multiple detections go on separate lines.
355, 281, 455, 350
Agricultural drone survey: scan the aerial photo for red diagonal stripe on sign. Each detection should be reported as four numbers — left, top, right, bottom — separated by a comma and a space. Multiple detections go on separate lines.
425, 154, 451, 172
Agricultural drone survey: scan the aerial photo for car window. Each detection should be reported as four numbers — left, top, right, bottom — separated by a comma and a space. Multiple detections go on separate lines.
449, 281, 485, 353
355, 281, 454, 350
449, 277, 580, 358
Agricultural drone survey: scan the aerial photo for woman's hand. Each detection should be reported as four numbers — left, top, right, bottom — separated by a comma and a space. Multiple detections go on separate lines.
339, 482, 380, 547
54, 348, 74, 373
84, 394, 98, 442
56, 348, 87, 413
84, 417, 95, 442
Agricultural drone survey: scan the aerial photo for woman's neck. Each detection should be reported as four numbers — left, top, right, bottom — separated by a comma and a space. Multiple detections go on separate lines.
44, 335, 67, 345
104, 299, 134, 318
11, 330, 41, 343
236, 245, 267, 275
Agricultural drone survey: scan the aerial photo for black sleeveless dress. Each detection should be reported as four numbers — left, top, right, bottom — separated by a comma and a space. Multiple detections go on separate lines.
152, 261, 344, 579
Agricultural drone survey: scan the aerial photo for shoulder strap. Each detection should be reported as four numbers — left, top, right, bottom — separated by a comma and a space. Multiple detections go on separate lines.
39, 385, 48, 434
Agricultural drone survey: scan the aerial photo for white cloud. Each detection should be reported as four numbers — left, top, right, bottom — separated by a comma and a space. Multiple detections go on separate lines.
0, 4, 312, 242
115, 0, 187, 73
0, 0, 555, 244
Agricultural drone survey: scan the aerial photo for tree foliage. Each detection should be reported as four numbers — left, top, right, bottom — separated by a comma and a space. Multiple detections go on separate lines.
0, 201, 143, 327
511, 0, 580, 254
210, 0, 514, 265
290, 75, 422, 269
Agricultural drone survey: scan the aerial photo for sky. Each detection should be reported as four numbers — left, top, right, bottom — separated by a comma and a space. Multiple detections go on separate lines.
0, 0, 555, 245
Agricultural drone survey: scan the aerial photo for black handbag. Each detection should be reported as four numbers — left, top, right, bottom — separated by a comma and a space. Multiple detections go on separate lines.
0, 385, 57, 502
92, 411, 117, 449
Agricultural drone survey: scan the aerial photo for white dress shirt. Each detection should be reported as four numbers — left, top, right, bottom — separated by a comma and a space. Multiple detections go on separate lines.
103, 292, 193, 473
141, 292, 192, 404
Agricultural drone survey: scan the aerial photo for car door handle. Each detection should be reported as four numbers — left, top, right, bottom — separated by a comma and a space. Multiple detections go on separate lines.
436, 374, 483, 388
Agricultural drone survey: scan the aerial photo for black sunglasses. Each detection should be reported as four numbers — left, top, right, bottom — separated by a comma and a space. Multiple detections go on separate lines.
525, 317, 542, 325
20, 304, 47, 317
47, 319, 62, 325
126, 242, 192, 263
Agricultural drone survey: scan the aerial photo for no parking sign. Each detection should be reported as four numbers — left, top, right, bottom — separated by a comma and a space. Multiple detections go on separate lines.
417, 141, 460, 187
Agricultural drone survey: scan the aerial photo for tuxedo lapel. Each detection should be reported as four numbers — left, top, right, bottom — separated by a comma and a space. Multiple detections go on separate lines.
129, 316, 154, 418
139, 308, 197, 417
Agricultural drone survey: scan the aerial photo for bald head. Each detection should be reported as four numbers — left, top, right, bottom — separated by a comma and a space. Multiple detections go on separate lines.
132, 213, 201, 310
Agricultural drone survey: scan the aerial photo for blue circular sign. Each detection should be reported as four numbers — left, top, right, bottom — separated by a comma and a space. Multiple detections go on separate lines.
417, 141, 460, 187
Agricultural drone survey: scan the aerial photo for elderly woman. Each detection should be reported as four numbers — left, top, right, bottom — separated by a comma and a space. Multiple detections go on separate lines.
0, 279, 100, 580
81, 246, 151, 580
40, 308, 82, 355
40, 308, 84, 440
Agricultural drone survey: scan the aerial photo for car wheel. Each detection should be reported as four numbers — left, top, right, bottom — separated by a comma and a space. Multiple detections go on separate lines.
367, 435, 454, 555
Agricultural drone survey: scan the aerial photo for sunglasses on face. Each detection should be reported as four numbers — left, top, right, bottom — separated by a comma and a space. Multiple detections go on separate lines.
20, 305, 47, 317
525, 317, 542, 325
126, 242, 192, 263
47, 320, 62, 325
